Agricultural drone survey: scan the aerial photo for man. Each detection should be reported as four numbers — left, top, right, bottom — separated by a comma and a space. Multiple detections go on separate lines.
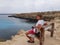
25, 14, 47, 43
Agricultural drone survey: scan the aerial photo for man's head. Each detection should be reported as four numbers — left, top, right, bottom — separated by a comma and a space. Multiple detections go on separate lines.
36, 14, 42, 20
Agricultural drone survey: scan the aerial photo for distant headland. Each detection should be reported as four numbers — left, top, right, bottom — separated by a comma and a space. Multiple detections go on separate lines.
8, 11, 60, 21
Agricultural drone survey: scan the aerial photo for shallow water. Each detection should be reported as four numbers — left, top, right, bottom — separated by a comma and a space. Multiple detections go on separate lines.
0, 15, 35, 40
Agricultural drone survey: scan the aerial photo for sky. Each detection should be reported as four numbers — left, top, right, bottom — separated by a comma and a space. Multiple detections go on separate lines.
0, 0, 60, 13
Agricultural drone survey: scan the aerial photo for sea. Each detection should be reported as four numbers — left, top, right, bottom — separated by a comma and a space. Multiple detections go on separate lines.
0, 15, 35, 40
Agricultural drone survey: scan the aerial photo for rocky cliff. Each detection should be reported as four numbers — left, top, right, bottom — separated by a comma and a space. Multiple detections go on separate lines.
0, 19, 60, 45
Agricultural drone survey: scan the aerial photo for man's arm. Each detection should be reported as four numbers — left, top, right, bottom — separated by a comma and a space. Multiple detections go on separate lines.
44, 23, 47, 26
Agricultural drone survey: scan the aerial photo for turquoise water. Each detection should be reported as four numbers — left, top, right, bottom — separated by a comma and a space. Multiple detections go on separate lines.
0, 15, 35, 40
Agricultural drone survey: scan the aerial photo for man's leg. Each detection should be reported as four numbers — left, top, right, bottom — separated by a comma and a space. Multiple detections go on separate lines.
25, 32, 34, 43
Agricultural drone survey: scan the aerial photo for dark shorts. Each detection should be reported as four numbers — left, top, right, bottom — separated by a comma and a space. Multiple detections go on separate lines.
35, 32, 40, 37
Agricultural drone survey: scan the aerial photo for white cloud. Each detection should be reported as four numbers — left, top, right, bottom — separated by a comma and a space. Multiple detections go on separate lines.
0, 0, 60, 13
